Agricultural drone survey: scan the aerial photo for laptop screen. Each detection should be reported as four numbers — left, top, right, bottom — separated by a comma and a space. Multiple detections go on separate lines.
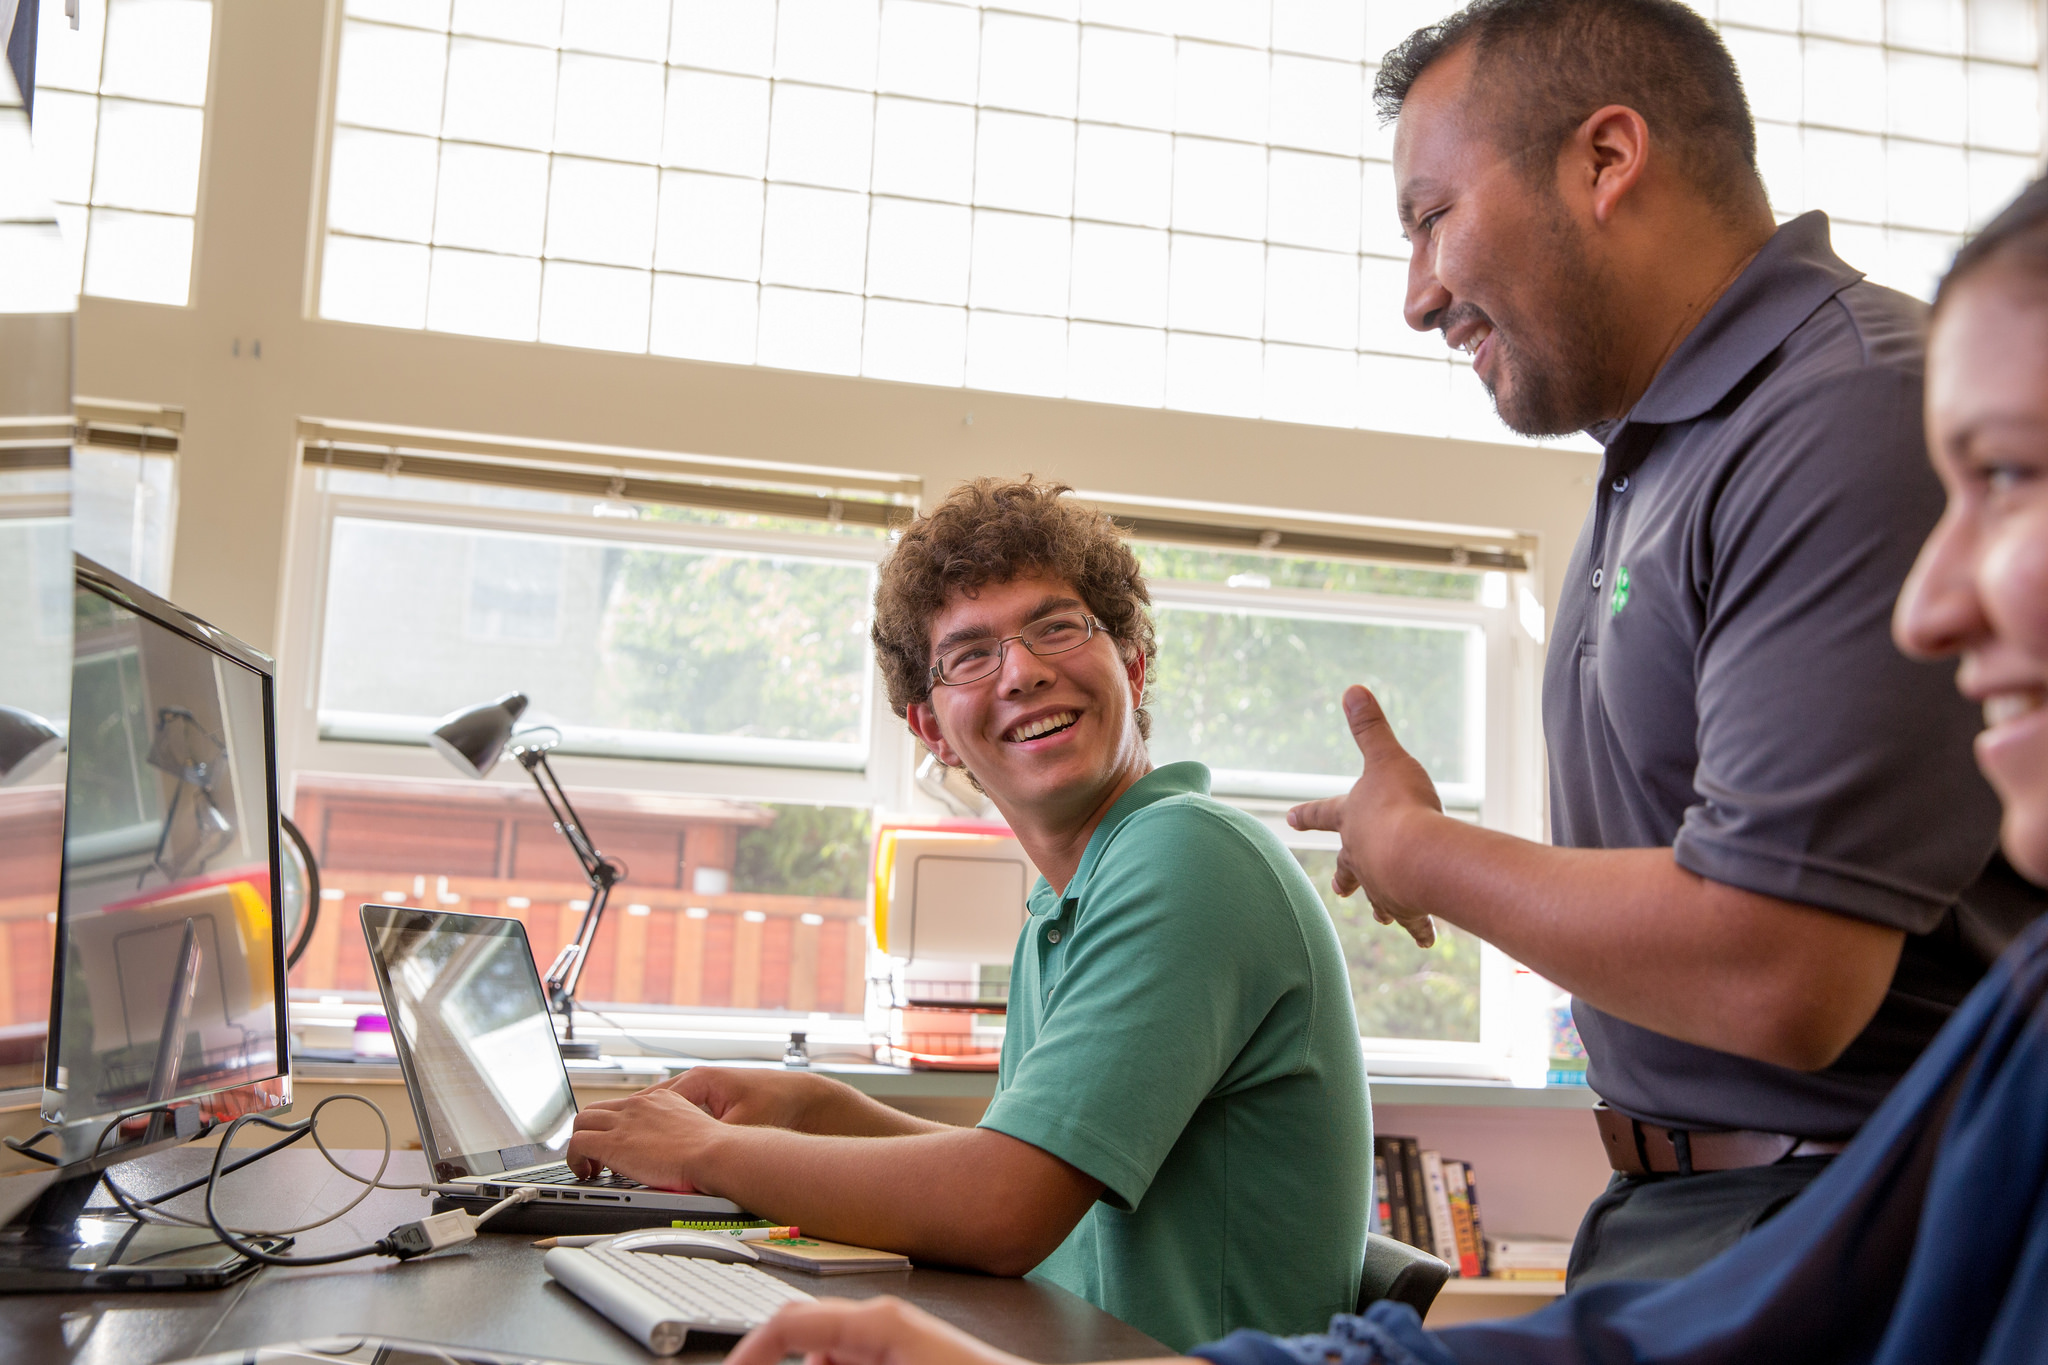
361, 906, 577, 1170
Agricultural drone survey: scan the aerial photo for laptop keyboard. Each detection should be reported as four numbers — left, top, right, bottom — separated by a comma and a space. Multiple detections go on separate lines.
516, 1163, 646, 1189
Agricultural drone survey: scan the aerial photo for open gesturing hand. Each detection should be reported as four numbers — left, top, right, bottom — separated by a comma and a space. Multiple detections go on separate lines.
1286, 685, 1443, 949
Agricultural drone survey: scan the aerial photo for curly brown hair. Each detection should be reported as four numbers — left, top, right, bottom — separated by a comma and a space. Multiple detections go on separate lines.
872, 478, 1156, 738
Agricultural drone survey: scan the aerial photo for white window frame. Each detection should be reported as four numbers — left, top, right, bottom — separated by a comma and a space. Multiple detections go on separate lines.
276, 460, 914, 815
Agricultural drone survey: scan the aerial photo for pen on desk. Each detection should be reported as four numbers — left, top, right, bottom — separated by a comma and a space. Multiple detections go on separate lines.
531, 1234, 610, 1248
727, 1225, 799, 1242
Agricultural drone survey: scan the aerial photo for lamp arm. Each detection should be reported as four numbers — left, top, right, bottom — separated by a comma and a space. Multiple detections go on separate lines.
520, 750, 621, 1021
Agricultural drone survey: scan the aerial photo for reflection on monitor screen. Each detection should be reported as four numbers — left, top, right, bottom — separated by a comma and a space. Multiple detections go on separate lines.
367, 913, 577, 1165
49, 582, 282, 1123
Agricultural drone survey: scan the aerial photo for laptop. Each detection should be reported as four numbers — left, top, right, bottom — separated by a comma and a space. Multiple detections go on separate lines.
359, 903, 744, 1217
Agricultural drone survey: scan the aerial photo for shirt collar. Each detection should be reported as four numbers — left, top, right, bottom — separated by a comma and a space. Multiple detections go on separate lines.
1055, 761, 1210, 906
1587, 211, 1864, 445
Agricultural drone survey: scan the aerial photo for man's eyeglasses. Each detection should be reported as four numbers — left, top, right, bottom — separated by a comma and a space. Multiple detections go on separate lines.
929, 611, 1105, 687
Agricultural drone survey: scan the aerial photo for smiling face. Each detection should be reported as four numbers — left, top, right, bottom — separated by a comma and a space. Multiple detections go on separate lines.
1391, 42, 1625, 437
1895, 266, 2048, 884
906, 573, 1150, 839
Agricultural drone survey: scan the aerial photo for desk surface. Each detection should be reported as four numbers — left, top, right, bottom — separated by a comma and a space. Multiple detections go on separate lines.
0, 1149, 1168, 1365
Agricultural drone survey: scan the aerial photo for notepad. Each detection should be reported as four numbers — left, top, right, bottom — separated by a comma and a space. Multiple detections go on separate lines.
745, 1237, 912, 1275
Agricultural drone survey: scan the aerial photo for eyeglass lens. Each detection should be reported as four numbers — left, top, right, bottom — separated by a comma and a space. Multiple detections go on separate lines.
936, 612, 1095, 685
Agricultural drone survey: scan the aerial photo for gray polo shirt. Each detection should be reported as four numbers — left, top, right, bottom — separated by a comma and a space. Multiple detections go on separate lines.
1547, 211, 2044, 1140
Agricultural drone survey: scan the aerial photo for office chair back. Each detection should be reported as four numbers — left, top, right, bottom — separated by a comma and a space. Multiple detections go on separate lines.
1358, 1232, 1451, 1318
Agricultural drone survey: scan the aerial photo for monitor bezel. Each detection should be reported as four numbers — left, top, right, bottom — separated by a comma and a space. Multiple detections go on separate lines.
358, 903, 581, 1184
35, 556, 293, 1169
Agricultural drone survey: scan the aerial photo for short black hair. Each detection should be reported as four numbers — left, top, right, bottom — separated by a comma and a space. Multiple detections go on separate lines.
1937, 175, 2048, 311
1373, 0, 1764, 215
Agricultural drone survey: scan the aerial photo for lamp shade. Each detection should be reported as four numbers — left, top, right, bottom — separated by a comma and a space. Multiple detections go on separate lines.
0, 705, 63, 787
429, 692, 529, 779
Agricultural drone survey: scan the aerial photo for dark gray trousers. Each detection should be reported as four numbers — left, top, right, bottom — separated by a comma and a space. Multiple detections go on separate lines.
1565, 1155, 1836, 1288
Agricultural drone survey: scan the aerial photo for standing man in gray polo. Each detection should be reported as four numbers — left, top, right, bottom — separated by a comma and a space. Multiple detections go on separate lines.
1291, 0, 2044, 1286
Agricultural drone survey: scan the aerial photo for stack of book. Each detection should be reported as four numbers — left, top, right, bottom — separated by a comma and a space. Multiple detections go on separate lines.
1372, 1136, 1487, 1277
1483, 1234, 1571, 1282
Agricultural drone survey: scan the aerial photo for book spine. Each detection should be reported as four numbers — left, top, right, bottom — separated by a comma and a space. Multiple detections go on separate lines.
1443, 1161, 1482, 1279
1398, 1138, 1432, 1257
1373, 1153, 1392, 1238
1418, 1150, 1461, 1271
1463, 1167, 1490, 1276
1376, 1137, 1415, 1249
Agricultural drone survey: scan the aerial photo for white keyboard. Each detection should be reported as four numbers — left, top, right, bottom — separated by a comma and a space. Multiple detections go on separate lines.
544, 1244, 815, 1355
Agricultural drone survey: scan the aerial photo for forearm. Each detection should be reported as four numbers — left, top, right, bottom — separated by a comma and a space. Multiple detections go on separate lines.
1383, 812, 1904, 1069
692, 1125, 1093, 1275
785, 1074, 953, 1138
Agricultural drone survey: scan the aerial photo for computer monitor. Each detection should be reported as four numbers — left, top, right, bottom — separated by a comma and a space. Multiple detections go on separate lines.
0, 557, 292, 1290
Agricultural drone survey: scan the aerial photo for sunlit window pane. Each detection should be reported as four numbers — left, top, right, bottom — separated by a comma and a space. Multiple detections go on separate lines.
760, 183, 869, 292
1272, 0, 1364, 61
559, 0, 667, 59
650, 273, 758, 362
1066, 320, 1164, 405
1803, 128, 1886, 224
30, 89, 99, 205
968, 209, 1070, 315
1269, 54, 1363, 156
546, 157, 658, 268
1079, 27, 1172, 135
1358, 352, 1449, 437
427, 246, 541, 340
1169, 232, 1263, 337
336, 19, 447, 136
776, 0, 880, 90
964, 309, 1066, 396
1359, 157, 1399, 255
442, 37, 557, 150
872, 97, 976, 203
91, 98, 203, 214
861, 297, 968, 385
768, 83, 875, 191
664, 70, 770, 177
1070, 221, 1168, 326
1175, 39, 1267, 142
757, 285, 864, 375
555, 53, 664, 163
672, 0, 774, 73
1447, 360, 1512, 443
866, 197, 971, 304
1165, 331, 1261, 417
1969, 60, 2041, 154
1177, 0, 1270, 47
82, 206, 192, 304
974, 111, 1076, 216
1073, 122, 1171, 227
321, 233, 430, 328
1804, 0, 1883, 42
327, 127, 439, 243
345, 0, 451, 30
35, 0, 108, 93
1754, 122, 1804, 216
1888, 51, 1968, 144
434, 142, 549, 255
100, 0, 212, 105
656, 171, 765, 280
1364, 0, 1461, 59
1888, 0, 1965, 54
1969, 0, 2038, 62
1970, 147, 2037, 229
1885, 138, 1969, 233
450, 0, 559, 46
1804, 38, 1886, 133
1354, 253, 1430, 356
539, 260, 652, 352
1268, 149, 1361, 252
1172, 136, 1265, 238
1263, 342, 1359, 427
879, 0, 979, 103
982, 12, 1079, 117
1722, 27, 1802, 126
1266, 244, 1356, 350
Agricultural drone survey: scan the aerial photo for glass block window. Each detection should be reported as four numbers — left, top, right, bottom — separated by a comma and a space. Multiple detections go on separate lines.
317, 0, 2044, 441
1717, 0, 2043, 302
29, 0, 215, 306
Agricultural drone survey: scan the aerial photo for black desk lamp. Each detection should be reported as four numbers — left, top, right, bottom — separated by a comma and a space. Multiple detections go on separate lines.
430, 692, 620, 1060
0, 704, 64, 786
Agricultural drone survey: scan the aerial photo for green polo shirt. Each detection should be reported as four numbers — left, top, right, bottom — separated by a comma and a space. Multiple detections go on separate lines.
978, 762, 1371, 1351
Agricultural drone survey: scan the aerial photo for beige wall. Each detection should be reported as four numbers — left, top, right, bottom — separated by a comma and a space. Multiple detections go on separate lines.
75, 0, 1598, 666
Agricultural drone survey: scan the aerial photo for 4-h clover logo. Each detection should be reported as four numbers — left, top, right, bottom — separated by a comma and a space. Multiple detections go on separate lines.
1610, 564, 1631, 617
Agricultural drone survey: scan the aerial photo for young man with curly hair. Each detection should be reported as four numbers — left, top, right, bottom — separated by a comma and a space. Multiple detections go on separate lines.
566, 478, 1371, 1351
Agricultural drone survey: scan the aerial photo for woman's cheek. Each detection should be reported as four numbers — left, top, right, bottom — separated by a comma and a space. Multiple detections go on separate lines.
1982, 500, 2048, 664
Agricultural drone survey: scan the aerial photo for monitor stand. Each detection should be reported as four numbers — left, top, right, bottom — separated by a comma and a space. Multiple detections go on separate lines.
0, 1166, 288, 1292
